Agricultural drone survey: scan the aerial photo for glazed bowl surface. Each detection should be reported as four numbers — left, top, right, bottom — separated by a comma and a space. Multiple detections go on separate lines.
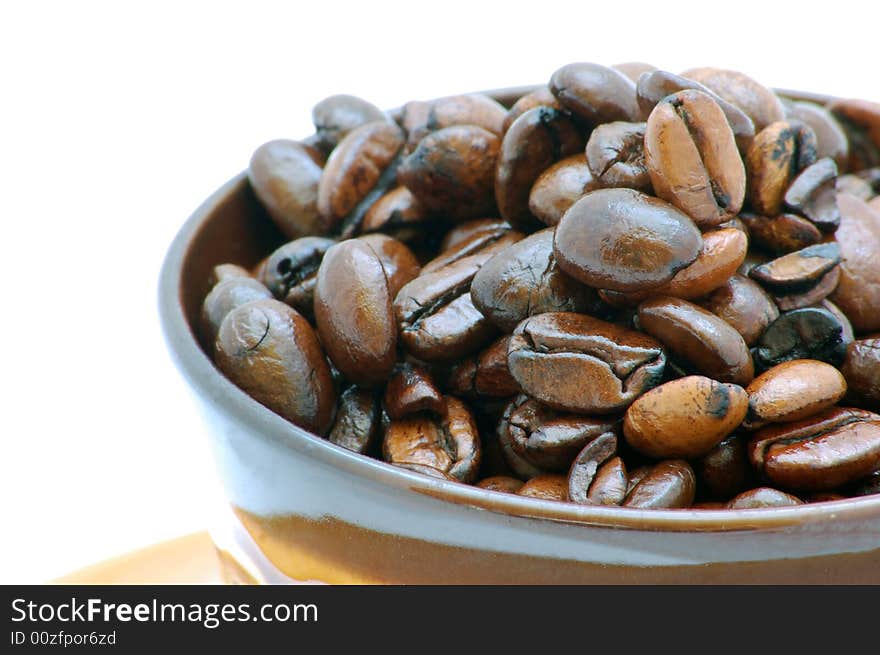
158, 87, 880, 584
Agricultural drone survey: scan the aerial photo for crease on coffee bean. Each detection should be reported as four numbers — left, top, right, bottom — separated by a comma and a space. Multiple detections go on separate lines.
338, 153, 403, 238
402, 277, 474, 329
670, 96, 730, 212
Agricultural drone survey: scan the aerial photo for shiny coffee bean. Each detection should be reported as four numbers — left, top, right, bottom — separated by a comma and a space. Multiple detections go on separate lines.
636, 70, 755, 151
504, 396, 618, 471
215, 299, 336, 435
748, 242, 841, 294
554, 188, 702, 292
311, 94, 388, 154
549, 62, 640, 124
447, 336, 521, 399
497, 396, 553, 480
259, 237, 336, 317
209, 263, 252, 286
398, 125, 500, 221
585, 121, 651, 192
726, 488, 803, 509
841, 338, 880, 405
422, 228, 522, 275
829, 194, 880, 333
440, 218, 514, 252
516, 474, 569, 501
746, 120, 818, 217
696, 434, 752, 500
502, 86, 561, 133
528, 154, 601, 226
507, 312, 666, 414
698, 274, 779, 346
739, 212, 822, 254
248, 139, 324, 238
744, 360, 847, 430
680, 67, 785, 132
327, 386, 381, 454
471, 228, 602, 332
383, 364, 445, 420
623, 460, 696, 509
623, 375, 748, 459
567, 433, 620, 504
612, 61, 657, 82
314, 240, 397, 385
828, 98, 880, 171
783, 157, 839, 232
401, 93, 506, 151
496, 107, 585, 229
754, 306, 851, 369
356, 233, 421, 298
476, 476, 524, 493
201, 277, 272, 344
382, 396, 481, 483
637, 297, 754, 385
748, 407, 880, 490
360, 186, 429, 241
645, 90, 746, 228
785, 101, 849, 170
394, 254, 497, 362
317, 121, 405, 236
771, 266, 840, 312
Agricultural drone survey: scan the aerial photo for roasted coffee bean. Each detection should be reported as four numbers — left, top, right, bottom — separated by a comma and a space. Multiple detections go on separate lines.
314, 239, 397, 385
749, 242, 841, 294
636, 70, 755, 151
748, 407, 880, 490
440, 218, 514, 252
612, 61, 657, 83
209, 263, 252, 286
327, 386, 381, 454
528, 154, 601, 226
259, 236, 336, 317
637, 297, 754, 385
393, 462, 455, 480
841, 338, 880, 405
471, 228, 602, 332
820, 299, 856, 344
680, 67, 785, 132
645, 90, 746, 228
383, 396, 481, 483
599, 228, 747, 305
497, 396, 553, 480
549, 62, 640, 124
739, 212, 823, 254
623, 376, 748, 459
401, 93, 506, 151
360, 186, 429, 240
476, 476, 524, 493
394, 254, 497, 362
746, 121, 818, 217
317, 121, 405, 236
754, 306, 851, 369
771, 267, 840, 312
554, 188, 702, 292
249, 139, 324, 238
507, 312, 666, 414
496, 107, 585, 229
311, 94, 388, 154
585, 121, 651, 192
567, 433, 620, 504
398, 125, 500, 221
623, 460, 696, 508
215, 299, 336, 435
422, 228, 522, 275
783, 157, 839, 231
201, 277, 272, 344
517, 474, 569, 501
447, 336, 520, 399
383, 364, 445, 420
785, 101, 849, 170
744, 359, 847, 430
828, 98, 880, 171
726, 488, 803, 509
829, 194, 880, 333
696, 434, 752, 500
698, 274, 780, 346
356, 233, 421, 298
503, 396, 618, 472
502, 87, 561, 133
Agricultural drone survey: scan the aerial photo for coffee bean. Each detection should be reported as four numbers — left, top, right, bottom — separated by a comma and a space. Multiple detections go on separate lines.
383, 364, 445, 420
209, 263, 252, 287
503, 86, 561, 133
754, 306, 851, 370
612, 61, 657, 83
327, 386, 381, 454
314, 239, 397, 385
549, 62, 640, 124
696, 434, 752, 500
554, 188, 702, 292
771, 266, 840, 312
528, 154, 601, 226
785, 101, 849, 170
497, 396, 553, 480
401, 93, 506, 151
259, 237, 336, 318
517, 474, 569, 501
422, 228, 522, 275
507, 312, 666, 414
393, 462, 456, 480
623, 460, 696, 508
447, 336, 520, 399
748, 407, 880, 490
585, 121, 651, 192
680, 67, 785, 132
746, 120, 818, 217
739, 212, 823, 254
749, 242, 841, 294
311, 94, 389, 155
383, 396, 481, 483
201, 277, 272, 344
744, 359, 847, 430
698, 274, 780, 346
476, 476, 524, 493
567, 433, 620, 504
360, 186, 429, 241
783, 157, 840, 232
841, 338, 880, 406
828, 98, 880, 171
215, 299, 336, 435
440, 218, 514, 252
726, 487, 803, 509
357, 233, 421, 298
623, 375, 748, 459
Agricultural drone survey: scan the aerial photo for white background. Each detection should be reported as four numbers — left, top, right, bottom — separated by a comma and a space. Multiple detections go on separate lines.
1, 1, 878, 583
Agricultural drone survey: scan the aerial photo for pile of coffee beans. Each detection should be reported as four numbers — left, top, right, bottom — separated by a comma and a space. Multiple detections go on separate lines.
202, 62, 880, 510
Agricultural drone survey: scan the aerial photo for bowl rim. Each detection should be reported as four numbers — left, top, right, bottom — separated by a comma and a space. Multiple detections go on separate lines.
158, 85, 880, 533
